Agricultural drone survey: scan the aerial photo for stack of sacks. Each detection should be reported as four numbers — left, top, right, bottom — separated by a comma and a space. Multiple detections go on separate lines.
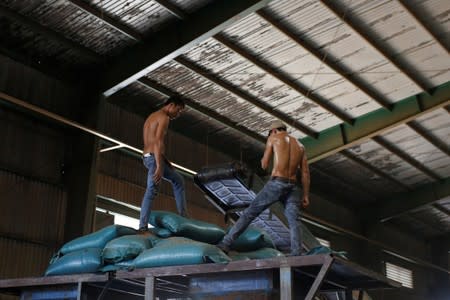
45, 225, 136, 276
45, 211, 286, 275
147, 211, 284, 262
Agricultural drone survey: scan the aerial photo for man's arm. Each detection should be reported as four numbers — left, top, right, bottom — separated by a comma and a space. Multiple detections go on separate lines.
153, 116, 169, 183
300, 148, 310, 208
261, 137, 273, 170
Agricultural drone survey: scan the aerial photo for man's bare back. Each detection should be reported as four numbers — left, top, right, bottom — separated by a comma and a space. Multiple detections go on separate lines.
261, 128, 310, 208
269, 132, 304, 180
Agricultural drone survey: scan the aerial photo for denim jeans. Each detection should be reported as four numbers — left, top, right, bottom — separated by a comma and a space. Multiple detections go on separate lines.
139, 155, 187, 230
221, 178, 302, 255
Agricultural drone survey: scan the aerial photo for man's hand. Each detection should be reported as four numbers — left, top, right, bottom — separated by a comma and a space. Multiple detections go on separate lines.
261, 158, 269, 170
153, 167, 162, 184
301, 195, 309, 209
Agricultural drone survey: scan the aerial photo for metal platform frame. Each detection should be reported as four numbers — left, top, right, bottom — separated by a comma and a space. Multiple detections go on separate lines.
0, 254, 399, 300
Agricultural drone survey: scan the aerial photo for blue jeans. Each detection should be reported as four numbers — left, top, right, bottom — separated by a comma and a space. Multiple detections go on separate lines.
139, 155, 187, 229
221, 178, 302, 255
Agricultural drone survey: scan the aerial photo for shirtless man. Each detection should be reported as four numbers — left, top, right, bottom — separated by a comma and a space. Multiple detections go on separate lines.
217, 120, 310, 255
138, 96, 187, 232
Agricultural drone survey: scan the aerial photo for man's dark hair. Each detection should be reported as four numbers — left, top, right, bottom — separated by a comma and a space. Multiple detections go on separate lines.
164, 96, 185, 108
267, 126, 287, 137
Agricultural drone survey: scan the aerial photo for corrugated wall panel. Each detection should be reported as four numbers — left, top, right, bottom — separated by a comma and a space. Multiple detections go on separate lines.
0, 111, 66, 184
0, 54, 81, 119
102, 102, 144, 148
0, 170, 66, 247
0, 237, 53, 279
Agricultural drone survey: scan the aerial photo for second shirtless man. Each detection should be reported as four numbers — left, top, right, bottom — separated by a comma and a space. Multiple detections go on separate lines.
138, 96, 187, 233
217, 120, 310, 255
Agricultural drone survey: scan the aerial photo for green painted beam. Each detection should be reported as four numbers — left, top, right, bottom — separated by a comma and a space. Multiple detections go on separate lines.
362, 177, 450, 223
101, 0, 273, 97
301, 81, 450, 163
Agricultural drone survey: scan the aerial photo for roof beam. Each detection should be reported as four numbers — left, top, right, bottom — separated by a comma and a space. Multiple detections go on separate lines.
101, 0, 273, 97
363, 177, 450, 223
302, 81, 450, 163
67, 0, 142, 41
154, 0, 188, 20
396, 0, 449, 53
341, 150, 411, 190
257, 9, 393, 111
174, 56, 318, 138
373, 136, 442, 181
215, 34, 354, 125
136, 78, 266, 145
407, 121, 450, 156
0, 5, 100, 62
320, 0, 431, 93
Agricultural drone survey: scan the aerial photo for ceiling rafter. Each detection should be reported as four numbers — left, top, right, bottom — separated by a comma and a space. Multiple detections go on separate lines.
363, 177, 450, 223
311, 164, 378, 203
404, 213, 446, 236
156, 2, 360, 124
372, 136, 442, 181
320, 0, 431, 93
101, 0, 274, 97
0, 5, 100, 62
256, 9, 393, 111
396, 0, 449, 53
214, 34, 355, 125
407, 121, 450, 156
341, 150, 411, 191
432, 203, 450, 217
302, 81, 450, 163
136, 78, 266, 145
153, 0, 188, 20
67, 0, 142, 42
174, 56, 318, 138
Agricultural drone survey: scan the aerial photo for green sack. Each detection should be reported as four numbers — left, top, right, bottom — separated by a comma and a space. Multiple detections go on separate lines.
103, 235, 151, 263
59, 225, 136, 255
100, 260, 134, 272
149, 211, 225, 244
45, 248, 102, 276
152, 227, 172, 238
134, 237, 230, 268
230, 226, 274, 251
230, 248, 285, 261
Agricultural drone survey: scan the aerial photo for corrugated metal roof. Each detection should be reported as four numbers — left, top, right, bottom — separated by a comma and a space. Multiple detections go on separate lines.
0, 0, 448, 239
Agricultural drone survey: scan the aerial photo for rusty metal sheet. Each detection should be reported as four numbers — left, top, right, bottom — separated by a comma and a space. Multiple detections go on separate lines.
266, 0, 427, 103
382, 124, 450, 179
145, 60, 285, 137
414, 107, 450, 150
347, 138, 432, 187
222, 12, 382, 120
340, 0, 450, 87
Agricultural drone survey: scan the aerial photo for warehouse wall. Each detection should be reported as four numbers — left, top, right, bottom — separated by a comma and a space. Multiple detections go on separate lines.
0, 53, 445, 300
0, 54, 82, 285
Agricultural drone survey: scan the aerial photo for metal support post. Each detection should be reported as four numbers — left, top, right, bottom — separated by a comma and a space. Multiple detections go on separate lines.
280, 266, 292, 300
305, 255, 334, 300
144, 276, 155, 300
